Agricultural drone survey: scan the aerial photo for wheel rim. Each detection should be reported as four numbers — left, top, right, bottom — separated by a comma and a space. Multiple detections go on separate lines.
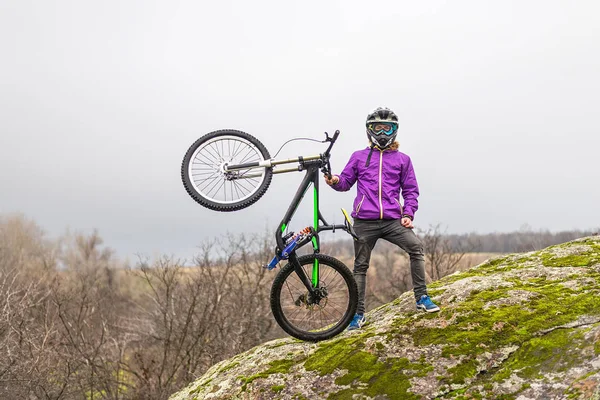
187, 135, 267, 204
279, 263, 351, 334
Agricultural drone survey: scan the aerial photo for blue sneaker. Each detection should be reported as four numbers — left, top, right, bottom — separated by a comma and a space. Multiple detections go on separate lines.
416, 295, 440, 313
347, 313, 366, 330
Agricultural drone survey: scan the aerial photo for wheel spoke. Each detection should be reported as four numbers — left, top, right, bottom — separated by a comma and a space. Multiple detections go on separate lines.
207, 142, 224, 162
197, 146, 220, 165
208, 179, 226, 198
238, 147, 259, 165
234, 179, 254, 194
196, 174, 221, 191
192, 159, 217, 168
232, 181, 242, 201
202, 175, 225, 196
231, 140, 248, 160
232, 180, 250, 196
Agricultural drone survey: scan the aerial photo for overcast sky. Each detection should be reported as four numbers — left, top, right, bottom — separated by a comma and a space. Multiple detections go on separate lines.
1, 1, 599, 261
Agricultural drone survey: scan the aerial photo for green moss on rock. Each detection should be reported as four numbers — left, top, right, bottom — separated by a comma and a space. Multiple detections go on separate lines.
445, 358, 479, 385
239, 358, 300, 391
493, 329, 585, 382
217, 362, 239, 373
304, 333, 431, 399
270, 384, 284, 393
397, 280, 600, 359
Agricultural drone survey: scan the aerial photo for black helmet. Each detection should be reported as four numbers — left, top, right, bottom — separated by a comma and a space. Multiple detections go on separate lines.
365, 107, 399, 149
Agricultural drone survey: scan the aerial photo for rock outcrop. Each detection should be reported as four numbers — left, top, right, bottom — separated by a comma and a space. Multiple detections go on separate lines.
170, 236, 600, 400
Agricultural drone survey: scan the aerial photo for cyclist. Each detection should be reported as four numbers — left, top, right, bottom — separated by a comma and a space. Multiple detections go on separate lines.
325, 107, 440, 330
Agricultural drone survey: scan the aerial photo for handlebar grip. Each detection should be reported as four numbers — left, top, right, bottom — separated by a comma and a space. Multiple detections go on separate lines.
323, 129, 340, 158
325, 161, 332, 179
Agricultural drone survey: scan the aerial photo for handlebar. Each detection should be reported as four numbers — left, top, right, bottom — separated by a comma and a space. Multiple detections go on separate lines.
332, 129, 340, 141
225, 130, 341, 178
321, 130, 340, 179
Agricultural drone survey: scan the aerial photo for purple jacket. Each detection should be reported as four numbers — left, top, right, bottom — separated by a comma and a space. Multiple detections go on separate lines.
331, 146, 419, 220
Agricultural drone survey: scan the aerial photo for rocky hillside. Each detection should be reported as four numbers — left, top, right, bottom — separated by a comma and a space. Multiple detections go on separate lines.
170, 236, 600, 400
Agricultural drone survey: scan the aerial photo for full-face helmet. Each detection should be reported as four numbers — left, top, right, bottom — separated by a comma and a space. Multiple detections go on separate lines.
365, 107, 399, 149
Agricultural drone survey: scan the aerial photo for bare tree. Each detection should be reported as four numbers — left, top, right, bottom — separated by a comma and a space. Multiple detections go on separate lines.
418, 224, 479, 281
122, 231, 278, 400
42, 231, 125, 400
0, 215, 61, 399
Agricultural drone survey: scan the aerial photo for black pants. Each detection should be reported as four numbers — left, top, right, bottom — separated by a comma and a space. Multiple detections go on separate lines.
353, 218, 428, 315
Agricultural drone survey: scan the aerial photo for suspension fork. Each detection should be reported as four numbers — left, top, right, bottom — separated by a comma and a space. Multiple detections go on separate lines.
288, 252, 318, 296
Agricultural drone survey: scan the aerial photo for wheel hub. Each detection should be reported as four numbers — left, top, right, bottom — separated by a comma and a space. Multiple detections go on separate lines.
294, 286, 329, 308
220, 161, 239, 181
219, 161, 229, 174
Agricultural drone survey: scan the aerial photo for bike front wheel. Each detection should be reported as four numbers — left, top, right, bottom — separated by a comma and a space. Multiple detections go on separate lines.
270, 254, 358, 342
181, 129, 273, 211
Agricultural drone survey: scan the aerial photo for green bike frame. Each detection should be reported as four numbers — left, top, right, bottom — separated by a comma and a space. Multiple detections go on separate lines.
227, 130, 353, 297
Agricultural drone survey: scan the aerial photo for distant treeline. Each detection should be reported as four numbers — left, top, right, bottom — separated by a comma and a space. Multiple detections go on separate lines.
323, 227, 599, 256
444, 229, 598, 253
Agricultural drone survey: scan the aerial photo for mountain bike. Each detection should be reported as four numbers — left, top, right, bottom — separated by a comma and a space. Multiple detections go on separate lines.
181, 129, 358, 341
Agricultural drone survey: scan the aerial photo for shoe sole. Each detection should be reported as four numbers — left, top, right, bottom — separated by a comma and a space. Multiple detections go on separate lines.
416, 305, 440, 313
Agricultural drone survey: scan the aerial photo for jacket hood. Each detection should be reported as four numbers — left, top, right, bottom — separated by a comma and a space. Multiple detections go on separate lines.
386, 141, 399, 151
369, 141, 400, 151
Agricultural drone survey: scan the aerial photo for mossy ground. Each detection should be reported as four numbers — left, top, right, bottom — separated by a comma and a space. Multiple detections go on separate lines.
301, 330, 433, 399
492, 329, 586, 381
239, 358, 299, 391
270, 384, 285, 393
413, 239, 600, 398
173, 238, 600, 400
331, 239, 600, 398
392, 279, 600, 388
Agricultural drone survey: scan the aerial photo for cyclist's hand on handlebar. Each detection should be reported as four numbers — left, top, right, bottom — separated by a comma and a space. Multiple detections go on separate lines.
324, 174, 339, 186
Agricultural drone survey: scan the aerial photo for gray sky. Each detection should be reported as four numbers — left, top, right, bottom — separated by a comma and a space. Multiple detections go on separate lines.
1, 1, 599, 261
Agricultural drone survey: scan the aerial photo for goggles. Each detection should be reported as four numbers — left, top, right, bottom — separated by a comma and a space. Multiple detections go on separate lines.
367, 122, 397, 136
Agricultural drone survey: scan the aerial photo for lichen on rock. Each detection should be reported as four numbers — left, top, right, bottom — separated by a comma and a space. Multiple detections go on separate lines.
170, 236, 600, 400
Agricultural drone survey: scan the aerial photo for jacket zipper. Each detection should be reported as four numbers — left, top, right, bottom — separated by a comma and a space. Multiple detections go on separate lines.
355, 194, 365, 217
378, 150, 383, 219
395, 198, 403, 215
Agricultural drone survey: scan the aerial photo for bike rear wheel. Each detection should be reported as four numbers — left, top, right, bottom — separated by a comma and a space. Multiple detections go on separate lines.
270, 254, 357, 342
181, 130, 273, 211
